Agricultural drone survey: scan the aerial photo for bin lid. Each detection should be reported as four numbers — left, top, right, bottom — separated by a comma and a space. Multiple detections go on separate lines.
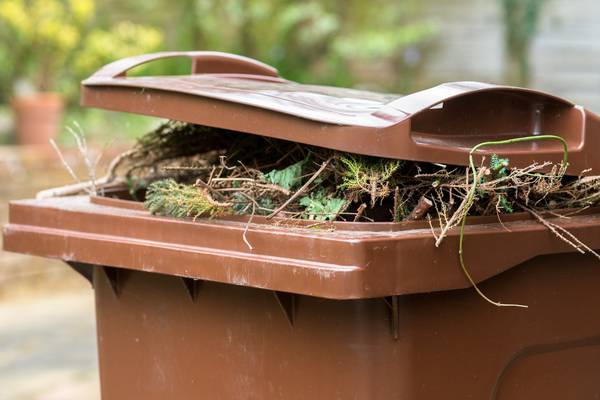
82, 51, 600, 174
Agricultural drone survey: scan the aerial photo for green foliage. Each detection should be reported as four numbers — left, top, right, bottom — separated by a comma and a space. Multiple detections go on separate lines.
74, 22, 163, 80
0, 0, 162, 98
144, 179, 224, 219
258, 196, 275, 212
263, 159, 305, 191
0, 0, 93, 92
489, 154, 510, 178
299, 191, 345, 221
231, 192, 250, 214
166, 0, 436, 88
60, 108, 160, 143
0, 0, 437, 105
338, 155, 402, 205
333, 23, 436, 60
488, 154, 513, 212
497, 193, 514, 213
339, 155, 401, 189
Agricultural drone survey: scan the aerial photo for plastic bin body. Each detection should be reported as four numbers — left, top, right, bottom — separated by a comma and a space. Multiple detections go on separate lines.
6, 195, 600, 398
94, 254, 600, 399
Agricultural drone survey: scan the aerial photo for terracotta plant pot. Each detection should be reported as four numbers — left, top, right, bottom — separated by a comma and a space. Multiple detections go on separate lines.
11, 93, 64, 146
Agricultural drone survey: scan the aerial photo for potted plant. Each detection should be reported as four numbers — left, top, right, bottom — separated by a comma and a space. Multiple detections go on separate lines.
0, 0, 93, 145
0, 0, 163, 147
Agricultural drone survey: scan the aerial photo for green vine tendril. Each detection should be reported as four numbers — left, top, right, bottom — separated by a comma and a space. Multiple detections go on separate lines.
460, 135, 569, 308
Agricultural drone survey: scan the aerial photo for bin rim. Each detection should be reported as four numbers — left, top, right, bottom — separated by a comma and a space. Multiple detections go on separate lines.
5, 195, 600, 299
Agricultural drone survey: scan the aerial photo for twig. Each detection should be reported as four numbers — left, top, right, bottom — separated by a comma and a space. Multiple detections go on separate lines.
219, 155, 236, 170
434, 167, 485, 247
253, 183, 290, 195
332, 199, 351, 222
162, 165, 213, 171
67, 123, 100, 195
305, 221, 335, 230
234, 191, 277, 213
521, 204, 600, 260
242, 202, 256, 251
393, 186, 400, 222
209, 178, 290, 195
354, 203, 367, 222
494, 209, 512, 233
547, 206, 589, 219
49, 139, 83, 187
99, 148, 134, 184
426, 215, 439, 241
36, 176, 119, 199
266, 158, 332, 219
203, 190, 233, 208
42, 127, 133, 199
522, 206, 583, 253
405, 195, 433, 221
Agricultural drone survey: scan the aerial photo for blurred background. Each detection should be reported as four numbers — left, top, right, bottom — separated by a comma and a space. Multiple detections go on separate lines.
0, 0, 599, 398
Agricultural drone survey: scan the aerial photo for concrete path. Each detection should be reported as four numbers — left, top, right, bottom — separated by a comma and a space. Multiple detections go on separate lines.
0, 289, 100, 400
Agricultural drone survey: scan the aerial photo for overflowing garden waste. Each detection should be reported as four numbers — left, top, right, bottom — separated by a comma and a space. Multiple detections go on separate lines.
95, 121, 598, 231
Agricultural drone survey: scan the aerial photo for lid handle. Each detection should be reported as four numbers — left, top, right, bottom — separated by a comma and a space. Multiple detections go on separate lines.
392, 82, 584, 169
375, 81, 574, 120
87, 51, 279, 80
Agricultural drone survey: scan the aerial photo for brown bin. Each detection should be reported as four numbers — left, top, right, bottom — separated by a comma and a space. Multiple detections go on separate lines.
4, 51, 600, 399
